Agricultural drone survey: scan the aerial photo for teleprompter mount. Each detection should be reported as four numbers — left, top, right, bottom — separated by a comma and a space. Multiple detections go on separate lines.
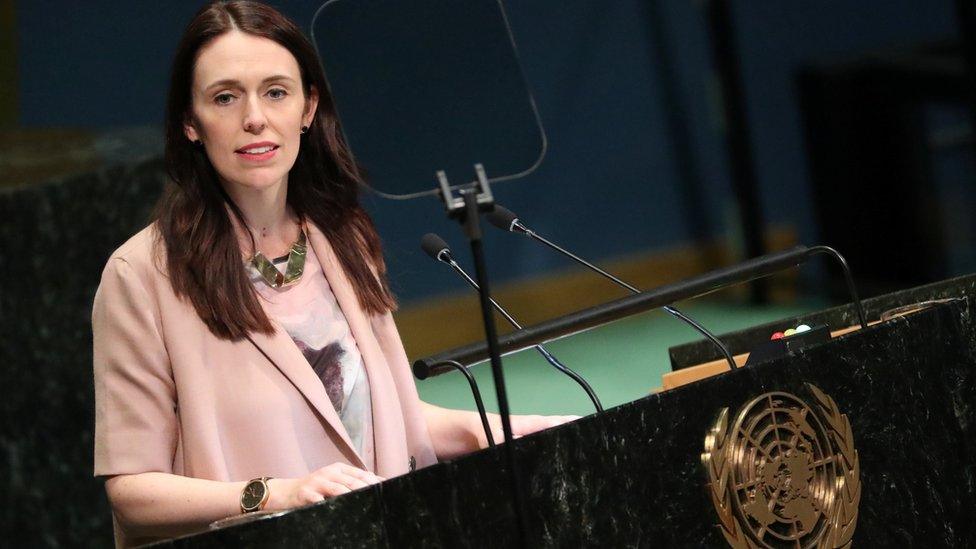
435, 163, 527, 546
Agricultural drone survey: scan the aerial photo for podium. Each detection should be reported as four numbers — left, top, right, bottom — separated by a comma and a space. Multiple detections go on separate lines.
158, 275, 976, 547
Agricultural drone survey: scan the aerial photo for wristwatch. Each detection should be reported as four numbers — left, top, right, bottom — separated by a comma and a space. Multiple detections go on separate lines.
240, 477, 272, 513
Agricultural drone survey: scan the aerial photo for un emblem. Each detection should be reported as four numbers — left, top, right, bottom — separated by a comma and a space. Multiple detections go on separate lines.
701, 384, 861, 548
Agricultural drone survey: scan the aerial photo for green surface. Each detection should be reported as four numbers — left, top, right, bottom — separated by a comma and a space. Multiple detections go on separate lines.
415, 300, 823, 416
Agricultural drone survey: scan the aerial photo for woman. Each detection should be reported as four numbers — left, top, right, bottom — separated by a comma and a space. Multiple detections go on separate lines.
93, 2, 573, 545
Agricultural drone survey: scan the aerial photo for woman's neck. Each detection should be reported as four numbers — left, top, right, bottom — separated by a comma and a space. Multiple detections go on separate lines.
223, 178, 301, 257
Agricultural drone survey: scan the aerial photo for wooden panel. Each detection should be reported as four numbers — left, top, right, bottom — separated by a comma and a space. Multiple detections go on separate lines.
659, 323, 872, 391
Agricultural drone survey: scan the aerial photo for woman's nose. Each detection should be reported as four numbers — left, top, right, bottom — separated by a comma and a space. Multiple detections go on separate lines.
242, 96, 267, 134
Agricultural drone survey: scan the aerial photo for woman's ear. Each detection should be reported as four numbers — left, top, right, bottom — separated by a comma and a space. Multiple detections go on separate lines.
303, 86, 320, 128
183, 116, 201, 143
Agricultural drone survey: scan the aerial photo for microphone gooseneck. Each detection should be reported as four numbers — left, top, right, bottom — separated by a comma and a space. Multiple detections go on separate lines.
487, 206, 739, 372
421, 233, 604, 413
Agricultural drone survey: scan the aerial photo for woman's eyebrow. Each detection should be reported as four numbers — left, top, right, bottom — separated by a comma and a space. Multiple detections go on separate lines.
203, 75, 297, 91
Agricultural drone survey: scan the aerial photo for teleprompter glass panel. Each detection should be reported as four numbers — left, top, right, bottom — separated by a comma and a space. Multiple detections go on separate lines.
312, 0, 546, 198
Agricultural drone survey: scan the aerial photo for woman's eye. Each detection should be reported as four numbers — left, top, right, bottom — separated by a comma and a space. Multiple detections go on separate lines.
214, 93, 236, 105
267, 88, 288, 100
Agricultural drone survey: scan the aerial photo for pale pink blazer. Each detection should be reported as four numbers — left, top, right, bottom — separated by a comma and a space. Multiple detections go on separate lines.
93, 222, 437, 486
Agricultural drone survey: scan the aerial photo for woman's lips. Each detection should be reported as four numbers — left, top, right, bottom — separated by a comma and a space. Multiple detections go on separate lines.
235, 145, 279, 162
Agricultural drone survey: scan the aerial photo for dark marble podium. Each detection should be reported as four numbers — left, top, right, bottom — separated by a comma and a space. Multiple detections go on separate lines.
158, 277, 976, 548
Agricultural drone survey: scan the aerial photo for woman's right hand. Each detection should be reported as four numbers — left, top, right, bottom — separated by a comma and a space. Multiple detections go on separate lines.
266, 463, 384, 510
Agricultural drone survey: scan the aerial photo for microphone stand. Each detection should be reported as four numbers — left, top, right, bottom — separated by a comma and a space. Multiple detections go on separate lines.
436, 164, 527, 546
414, 244, 868, 375
437, 250, 603, 413
502, 217, 739, 371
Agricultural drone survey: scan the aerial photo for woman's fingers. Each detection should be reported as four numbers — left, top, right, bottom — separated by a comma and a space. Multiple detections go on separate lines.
334, 463, 363, 476
272, 464, 385, 510
551, 415, 581, 426
510, 414, 582, 437
307, 464, 383, 498
298, 486, 326, 504
319, 479, 352, 497
337, 473, 369, 491
306, 479, 346, 500
335, 463, 384, 484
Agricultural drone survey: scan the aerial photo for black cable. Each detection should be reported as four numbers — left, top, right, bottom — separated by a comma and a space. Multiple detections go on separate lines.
422, 233, 604, 412
436, 360, 495, 447
807, 246, 867, 329
444, 257, 604, 413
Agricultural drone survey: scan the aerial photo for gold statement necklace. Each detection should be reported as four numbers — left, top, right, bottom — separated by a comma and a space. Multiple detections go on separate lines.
251, 229, 308, 289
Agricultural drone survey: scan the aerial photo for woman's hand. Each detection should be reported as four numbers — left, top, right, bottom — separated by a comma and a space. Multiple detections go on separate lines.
266, 463, 384, 510
510, 414, 580, 438
420, 402, 583, 459
486, 414, 580, 446
477, 413, 581, 450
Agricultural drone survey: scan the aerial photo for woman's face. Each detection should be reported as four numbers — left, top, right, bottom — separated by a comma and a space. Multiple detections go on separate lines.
184, 30, 318, 196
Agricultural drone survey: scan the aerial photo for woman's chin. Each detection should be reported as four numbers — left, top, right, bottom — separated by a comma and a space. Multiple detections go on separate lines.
220, 172, 290, 195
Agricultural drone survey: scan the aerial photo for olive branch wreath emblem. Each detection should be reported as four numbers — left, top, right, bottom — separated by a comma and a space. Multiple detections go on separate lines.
701, 384, 861, 548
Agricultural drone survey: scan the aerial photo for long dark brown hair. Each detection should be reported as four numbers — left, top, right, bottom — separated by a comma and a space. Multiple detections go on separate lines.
156, 0, 395, 340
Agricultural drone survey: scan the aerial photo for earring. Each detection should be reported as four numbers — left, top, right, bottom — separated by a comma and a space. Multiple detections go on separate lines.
300, 126, 308, 134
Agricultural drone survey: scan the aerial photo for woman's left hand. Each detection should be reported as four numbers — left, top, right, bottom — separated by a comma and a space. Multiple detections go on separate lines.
420, 402, 582, 459
481, 414, 581, 447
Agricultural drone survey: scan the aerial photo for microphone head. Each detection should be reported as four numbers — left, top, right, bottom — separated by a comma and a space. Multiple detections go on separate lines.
487, 205, 520, 232
420, 233, 452, 262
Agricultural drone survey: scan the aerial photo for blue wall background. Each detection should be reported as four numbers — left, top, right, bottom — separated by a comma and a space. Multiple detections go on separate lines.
14, 0, 958, 302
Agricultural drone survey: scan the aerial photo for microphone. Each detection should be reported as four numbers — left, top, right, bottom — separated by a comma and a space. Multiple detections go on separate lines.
421, 233, 604, 412
421, 233, 453, 263
486, 206, 739, 371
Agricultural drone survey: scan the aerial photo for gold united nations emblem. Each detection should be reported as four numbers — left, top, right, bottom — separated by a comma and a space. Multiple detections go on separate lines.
701, 384, 861, 548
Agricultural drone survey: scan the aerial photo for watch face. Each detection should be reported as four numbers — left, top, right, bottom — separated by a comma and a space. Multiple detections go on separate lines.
241, 480, 267, 511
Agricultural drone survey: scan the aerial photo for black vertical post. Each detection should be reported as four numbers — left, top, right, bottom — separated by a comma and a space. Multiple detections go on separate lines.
705, 0, 768, 304
459, 189, 527, 546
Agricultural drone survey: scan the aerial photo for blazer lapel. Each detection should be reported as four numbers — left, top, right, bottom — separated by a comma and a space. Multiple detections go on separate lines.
307, 225, 410, 477
246, 312, 365, 469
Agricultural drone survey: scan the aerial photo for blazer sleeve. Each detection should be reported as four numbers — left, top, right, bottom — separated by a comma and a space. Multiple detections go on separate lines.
92, 257, 177, 477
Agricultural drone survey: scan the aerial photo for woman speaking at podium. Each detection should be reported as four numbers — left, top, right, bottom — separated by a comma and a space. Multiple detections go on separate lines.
92, 2, 573, 545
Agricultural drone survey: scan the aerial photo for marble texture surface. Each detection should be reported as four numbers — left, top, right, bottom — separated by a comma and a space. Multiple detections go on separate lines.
157, 298, 976, 547
0, 158, 165, 546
